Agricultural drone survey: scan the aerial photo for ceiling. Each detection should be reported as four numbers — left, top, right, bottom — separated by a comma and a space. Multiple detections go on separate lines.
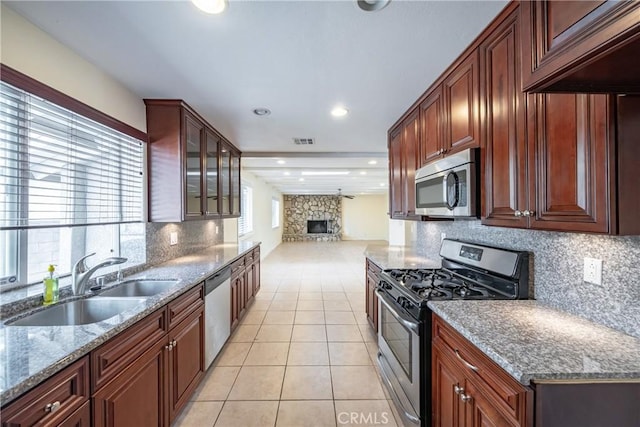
6, 0, 507, 195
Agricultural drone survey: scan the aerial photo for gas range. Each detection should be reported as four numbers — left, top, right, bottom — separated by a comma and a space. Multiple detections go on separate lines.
375, 239, 530, 427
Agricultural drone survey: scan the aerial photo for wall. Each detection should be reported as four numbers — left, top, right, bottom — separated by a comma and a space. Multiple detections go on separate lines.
238, 170, 282, 259
283, 195, 342, 241
0, 5, 146, 132
342, 195, 389, 241
413, 220, 640, 338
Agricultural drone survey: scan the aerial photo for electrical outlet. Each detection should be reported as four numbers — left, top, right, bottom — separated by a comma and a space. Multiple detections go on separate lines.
215, 225, 219, 234
441, 232, 447, 242
583, 257, 603, 285
170, 232, 178, 246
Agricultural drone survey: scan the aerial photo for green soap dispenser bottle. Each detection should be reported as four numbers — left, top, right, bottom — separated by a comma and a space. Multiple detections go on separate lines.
43, 264, 59, 305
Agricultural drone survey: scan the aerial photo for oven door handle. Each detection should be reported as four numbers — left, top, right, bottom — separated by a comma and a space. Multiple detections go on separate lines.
375, 290, 420, 334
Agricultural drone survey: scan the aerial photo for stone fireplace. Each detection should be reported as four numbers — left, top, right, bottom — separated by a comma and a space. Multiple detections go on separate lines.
283, 195, 342, 242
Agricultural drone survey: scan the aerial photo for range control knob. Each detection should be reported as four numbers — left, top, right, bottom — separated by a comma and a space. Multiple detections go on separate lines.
398, 297, 414, 310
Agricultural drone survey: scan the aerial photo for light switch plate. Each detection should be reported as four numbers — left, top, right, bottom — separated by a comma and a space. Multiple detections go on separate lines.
583, 257, 602, 285
170, 232, 178, 246
215, 225, 219, 234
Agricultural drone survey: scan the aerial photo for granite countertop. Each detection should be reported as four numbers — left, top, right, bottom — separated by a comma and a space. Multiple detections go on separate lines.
364, 244, 441, 270
428, 300, 640, 385
0, 241, 260, 406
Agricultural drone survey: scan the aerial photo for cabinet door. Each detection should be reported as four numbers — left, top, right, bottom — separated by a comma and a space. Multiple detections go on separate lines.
388, 126, 404, 218
366, 273, 378, 332
529, 93, 610, 233
245, 263, 255, 306
420, 87, 444, 166
481, 10, 529, 227
231, 150, 241, 217
444, 52, 480, 154
432, 345, 463, 427
238, 273, 247, 319
183, 112, 204, 218
168, 309, 205, 422
220, 145, 231, 215
253, 257, 261, 294
402, 110, 420, 218
230, 276, 240, 332
93, 339, 168, 427
521, 0, 640, 92
462, 380, 515, 427
204, 129, 220, 217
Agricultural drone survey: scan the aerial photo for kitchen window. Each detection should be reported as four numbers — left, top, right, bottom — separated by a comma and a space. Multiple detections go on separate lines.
272, 198, 280, 229
238, 184, 253, 236
0, 79, 145, 287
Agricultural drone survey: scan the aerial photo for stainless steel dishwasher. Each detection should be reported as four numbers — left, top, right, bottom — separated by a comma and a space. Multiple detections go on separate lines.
204, 266, 231, 369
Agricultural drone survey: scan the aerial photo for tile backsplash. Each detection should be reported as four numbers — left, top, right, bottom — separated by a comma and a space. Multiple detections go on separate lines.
415, 220, 640, 338
146, 220, 224, 266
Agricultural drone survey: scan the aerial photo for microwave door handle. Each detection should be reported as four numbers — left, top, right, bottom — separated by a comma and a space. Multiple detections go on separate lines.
375, 290, 420, 333
442, 174, 449, 206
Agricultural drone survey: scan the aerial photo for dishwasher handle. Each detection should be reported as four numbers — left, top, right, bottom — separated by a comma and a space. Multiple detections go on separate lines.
205, 267, 231, 295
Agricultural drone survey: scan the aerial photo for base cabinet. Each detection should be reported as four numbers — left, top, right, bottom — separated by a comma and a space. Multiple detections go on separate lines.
365, 258, 381, 333
230, 248, 261, 333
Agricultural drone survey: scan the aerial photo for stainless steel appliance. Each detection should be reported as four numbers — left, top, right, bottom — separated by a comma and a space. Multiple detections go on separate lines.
204, 266, 231, 368
415, 148, 479, 217
376, 239, 529, 427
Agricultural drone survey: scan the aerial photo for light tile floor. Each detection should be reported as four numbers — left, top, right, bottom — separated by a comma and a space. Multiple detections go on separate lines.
174, 241, 402, 427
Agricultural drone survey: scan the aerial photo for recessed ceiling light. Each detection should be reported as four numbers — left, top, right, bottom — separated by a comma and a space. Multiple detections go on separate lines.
192, 0, 228, 14
368, 160, 378, 165
360, 171, 367, 175
283, 171, 290, 176
277, 160, 286, 165
301, 171, 350, 176
299, 178, 305, 182
357, 0, 391, 12
253, 107, 271, 116
331, 106, 349, 117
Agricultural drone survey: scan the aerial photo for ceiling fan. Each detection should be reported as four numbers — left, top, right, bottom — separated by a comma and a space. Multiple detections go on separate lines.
336, 188, 355, 199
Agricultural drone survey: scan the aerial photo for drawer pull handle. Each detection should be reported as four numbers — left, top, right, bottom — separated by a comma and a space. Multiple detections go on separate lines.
460, 393, 472, 403
454, 385, 464, 395
166, 343, 173, 351
455, 349, 478, 372
45, 401, 61, 413
172, 339, 177, 347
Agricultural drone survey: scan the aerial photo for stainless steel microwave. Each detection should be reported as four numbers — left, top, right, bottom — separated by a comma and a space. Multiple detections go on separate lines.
415, 148, 479, 218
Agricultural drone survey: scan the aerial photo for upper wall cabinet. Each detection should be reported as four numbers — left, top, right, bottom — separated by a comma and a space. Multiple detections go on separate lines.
145, 100, 241, 222
388, 110, 422, 220
521, 0, 640, 92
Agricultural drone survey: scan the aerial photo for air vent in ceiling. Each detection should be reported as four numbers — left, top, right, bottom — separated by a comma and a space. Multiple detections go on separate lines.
293, 138, 315, 145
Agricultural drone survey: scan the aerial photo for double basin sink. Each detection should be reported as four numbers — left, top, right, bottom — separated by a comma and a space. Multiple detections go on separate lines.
7, 280, 178, 327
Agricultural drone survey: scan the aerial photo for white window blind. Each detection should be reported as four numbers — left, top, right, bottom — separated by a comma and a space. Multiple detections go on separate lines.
238, 184, 253, 236
272, 198, 280, 228
0, 81, 144, 229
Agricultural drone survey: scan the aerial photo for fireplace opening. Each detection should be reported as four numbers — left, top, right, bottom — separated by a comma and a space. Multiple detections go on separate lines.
307, 220, 329, 234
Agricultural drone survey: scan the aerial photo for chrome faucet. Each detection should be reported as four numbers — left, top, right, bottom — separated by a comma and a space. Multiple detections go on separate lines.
72, 253, 128, 295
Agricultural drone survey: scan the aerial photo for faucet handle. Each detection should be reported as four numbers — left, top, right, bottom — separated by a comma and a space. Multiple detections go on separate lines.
73, 252, 96, 273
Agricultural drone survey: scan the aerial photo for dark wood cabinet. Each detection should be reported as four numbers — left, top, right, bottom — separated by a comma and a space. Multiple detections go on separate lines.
58, 401, 91, 427
388, 126, 404, 219
444, 52, 480, 155
230, 249, 261, 333
388, 110, 422, 220
419, 87, 444, 165
1, 357, 90, 427
92, 283, 204, 426
168, 307, 205, 422
93, 339, 168, 427
432, 315, 533, 427
365, 258, 381, 333
521, 0, 640, 92
145, 99, 241, 222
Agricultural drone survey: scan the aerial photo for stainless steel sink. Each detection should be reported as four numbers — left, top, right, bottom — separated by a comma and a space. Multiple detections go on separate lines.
96, 280, 178, 298
7, 297, 147, 327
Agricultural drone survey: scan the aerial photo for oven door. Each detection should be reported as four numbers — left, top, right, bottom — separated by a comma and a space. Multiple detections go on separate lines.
376, 290, 421, 426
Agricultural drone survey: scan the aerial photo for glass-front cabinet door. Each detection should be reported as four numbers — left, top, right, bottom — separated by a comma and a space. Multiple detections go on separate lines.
220, 144, 231, 216
231, 150, 241, 216
205, 129, 220, 216
184, 112, 204, 218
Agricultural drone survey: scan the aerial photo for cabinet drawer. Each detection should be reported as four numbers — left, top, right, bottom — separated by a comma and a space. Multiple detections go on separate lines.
230, 258, 245, 277
167, 284, 204, 329
366, 258, 382, 276
252, 247, 260, 259
58, 400, 90, 427
1, 356, 90, 427
433, 315, 530, 421
92, 309, 167, 392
